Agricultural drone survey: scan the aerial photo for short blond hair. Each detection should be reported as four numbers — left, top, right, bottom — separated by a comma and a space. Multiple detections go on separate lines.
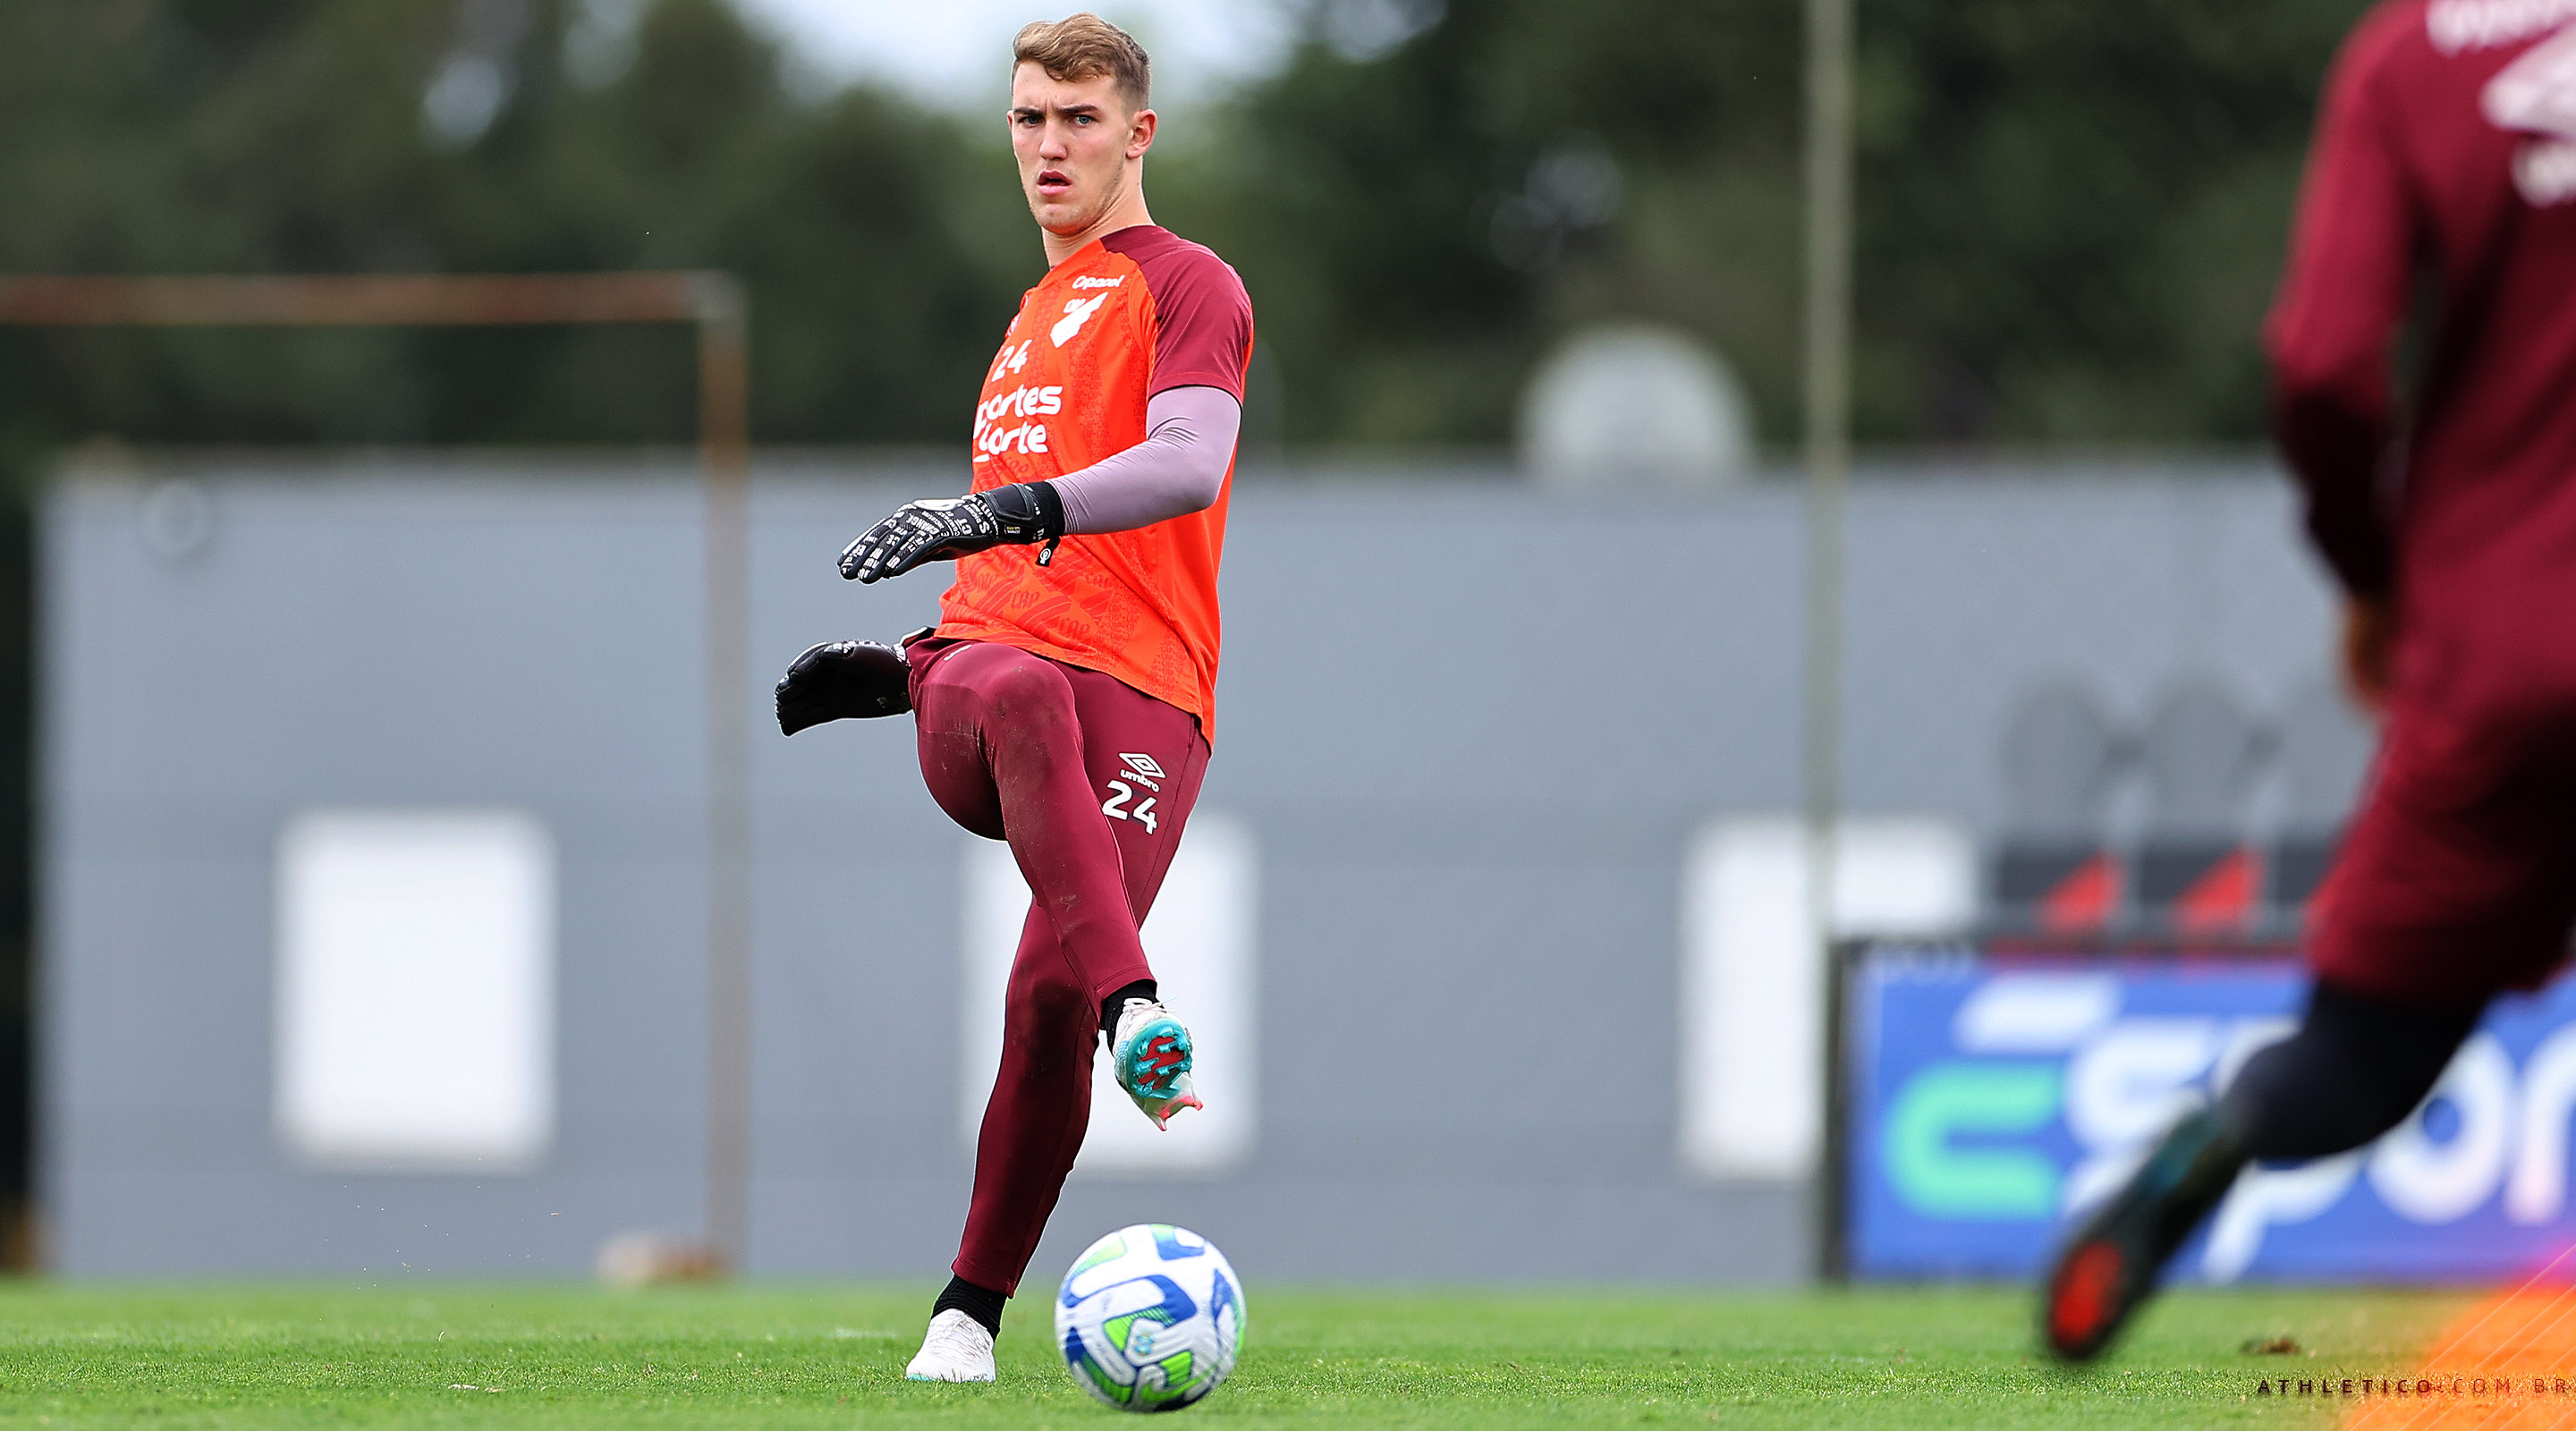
1013, 13, 1151, 112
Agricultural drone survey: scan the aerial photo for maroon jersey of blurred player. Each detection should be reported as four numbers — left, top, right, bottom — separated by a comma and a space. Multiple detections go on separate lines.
2267, 0, 2576, 998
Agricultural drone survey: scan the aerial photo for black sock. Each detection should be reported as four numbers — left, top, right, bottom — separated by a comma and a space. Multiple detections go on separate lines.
1101, 978, 1157, 1041
2219, 979, 2487, 1162
933, 1274, 1006, 1340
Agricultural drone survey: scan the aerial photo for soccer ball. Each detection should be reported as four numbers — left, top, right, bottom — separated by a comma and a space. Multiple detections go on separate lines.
1055, 1224, 1246, 1411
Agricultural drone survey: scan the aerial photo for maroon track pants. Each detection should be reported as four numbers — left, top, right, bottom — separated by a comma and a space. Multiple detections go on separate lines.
906, 638, 1209, 1295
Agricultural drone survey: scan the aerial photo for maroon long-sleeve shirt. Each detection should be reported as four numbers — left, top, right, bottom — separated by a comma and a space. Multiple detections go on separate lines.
2267, 1, 2576, 711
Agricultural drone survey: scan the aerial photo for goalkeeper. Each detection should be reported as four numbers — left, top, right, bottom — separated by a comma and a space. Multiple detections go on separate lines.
771, 13, 1252, 1387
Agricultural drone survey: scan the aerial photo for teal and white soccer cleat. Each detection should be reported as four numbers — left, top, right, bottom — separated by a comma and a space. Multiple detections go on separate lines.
1109, 998, 1203, 1130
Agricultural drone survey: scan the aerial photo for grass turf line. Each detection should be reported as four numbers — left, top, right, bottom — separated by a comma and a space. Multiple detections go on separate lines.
0, 1283, 2465, 1427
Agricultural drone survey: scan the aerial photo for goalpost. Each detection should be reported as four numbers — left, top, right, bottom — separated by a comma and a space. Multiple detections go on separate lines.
0, 272, 758, 1272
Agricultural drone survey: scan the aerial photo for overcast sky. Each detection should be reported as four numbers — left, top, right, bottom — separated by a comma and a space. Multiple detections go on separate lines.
730, 0, 1297, 111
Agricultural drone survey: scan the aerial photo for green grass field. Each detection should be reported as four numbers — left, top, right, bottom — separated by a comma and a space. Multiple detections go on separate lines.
0, 1282, 2470, 1428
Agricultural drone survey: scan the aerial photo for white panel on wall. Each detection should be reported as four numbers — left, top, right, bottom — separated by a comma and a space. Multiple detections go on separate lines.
274, 809, 555, 1172
1679, 815, 1975, 1181
962, 815, 1258, 1178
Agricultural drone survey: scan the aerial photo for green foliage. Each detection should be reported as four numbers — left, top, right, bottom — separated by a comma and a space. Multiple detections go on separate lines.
1163, 0, 1802, 445
0, 0, 1030, 451
1855, 0, 2368, 440
1183, 0, 2368, 446
0, 0, 2379, 451
0, 1282, 2470, 1427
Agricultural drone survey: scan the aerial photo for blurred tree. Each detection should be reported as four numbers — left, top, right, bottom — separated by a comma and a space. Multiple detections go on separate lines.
0, 0, 1032, 453
1157, 0, 1804, 445
1169, 0, 2367, 447
0, 0, 2380, 451
1856, 0, 2366, 441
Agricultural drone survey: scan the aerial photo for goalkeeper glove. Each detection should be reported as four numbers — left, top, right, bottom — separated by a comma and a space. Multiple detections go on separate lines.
838, 482, 1063, 584
775, 638, 913, 735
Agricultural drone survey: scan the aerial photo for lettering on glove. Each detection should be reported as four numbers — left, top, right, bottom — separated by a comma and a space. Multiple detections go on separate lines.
838, 483, 1063, 583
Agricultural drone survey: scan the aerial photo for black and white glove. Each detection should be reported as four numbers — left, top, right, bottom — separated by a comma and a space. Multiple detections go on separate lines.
775, 638, 913, 735
838, 482, 1063, 583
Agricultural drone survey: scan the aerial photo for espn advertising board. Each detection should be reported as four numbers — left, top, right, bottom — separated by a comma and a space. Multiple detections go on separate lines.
1837, 943, 2576, 1283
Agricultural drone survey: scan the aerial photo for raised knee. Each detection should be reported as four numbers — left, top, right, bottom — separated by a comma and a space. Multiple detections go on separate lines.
979, 656, 1076, 729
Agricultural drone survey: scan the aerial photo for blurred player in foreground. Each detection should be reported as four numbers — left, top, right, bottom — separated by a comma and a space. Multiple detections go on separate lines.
770, 13, 1253, 1384
2041, 0, 2576, 1360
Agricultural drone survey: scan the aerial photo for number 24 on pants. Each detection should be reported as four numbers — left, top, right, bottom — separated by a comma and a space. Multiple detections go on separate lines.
1100, 752, 1166, 834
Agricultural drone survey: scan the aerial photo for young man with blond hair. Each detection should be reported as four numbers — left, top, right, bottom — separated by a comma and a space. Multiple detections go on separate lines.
771, 12, 1254, 1384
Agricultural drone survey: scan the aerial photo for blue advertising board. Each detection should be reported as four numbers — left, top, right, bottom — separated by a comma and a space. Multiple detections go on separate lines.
1845, 944, 2576, 1283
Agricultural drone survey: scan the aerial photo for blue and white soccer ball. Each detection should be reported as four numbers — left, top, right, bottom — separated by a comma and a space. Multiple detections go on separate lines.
1055, 1224, 1246, 1411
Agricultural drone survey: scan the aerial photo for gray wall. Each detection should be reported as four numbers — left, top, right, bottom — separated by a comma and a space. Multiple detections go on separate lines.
41, 452, 2347, 1281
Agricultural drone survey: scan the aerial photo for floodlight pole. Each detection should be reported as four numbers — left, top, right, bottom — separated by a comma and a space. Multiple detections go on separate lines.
0, 271, 758, 1274
1802, 0, 1855, 1274
692, 277, 754, 1274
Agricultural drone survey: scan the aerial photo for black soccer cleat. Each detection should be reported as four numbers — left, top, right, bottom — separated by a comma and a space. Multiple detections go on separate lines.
774, 638, 912, 735
2040, 1106, 2248, 1362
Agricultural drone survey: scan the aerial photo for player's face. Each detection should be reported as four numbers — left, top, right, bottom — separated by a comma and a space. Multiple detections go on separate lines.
1008, 65, 1154, 238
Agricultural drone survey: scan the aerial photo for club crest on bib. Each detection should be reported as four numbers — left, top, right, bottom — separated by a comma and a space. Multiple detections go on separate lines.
1053, 293, 1110, 346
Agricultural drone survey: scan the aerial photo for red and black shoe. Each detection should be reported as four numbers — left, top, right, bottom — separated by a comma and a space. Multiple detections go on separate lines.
2040, 1107, 2247, 1362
